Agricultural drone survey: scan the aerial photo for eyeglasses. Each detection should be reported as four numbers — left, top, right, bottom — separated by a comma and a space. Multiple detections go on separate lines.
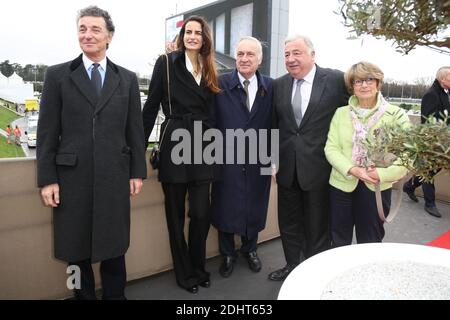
353, 78, 377, 86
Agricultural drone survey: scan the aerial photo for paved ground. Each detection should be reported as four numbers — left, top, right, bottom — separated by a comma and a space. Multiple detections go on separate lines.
123, 192, 449, 300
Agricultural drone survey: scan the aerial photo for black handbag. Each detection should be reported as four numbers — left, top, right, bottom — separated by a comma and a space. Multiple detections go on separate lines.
149, 144, 160, 169
149, 53, 172, 170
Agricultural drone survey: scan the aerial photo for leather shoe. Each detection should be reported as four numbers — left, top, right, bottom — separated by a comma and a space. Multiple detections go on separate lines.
268, 265, 294, 281
199, 280, 210, 288
219, 256, 235, 278
244, 251, 262, 272
186, 285, 198, 294
403, 186, 418, 202
425, 205, 442, 218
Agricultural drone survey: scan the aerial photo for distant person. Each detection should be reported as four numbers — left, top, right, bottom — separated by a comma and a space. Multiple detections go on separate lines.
142, 16, 220, 294
269, 35, 349, 281
325, 61, 409, 247
36, 6, 146, 300
6, 125, 12, 144
403, 66, 450, 218
14, 125, 21, 146
166, 35, 178, 53
211, 37, 273, 278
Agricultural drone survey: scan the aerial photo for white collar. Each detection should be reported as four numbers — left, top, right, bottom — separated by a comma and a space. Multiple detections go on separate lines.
294, 64, 316, 84
185, 52, 202, 74
82, 54, 107, 72
238, 72, 257, 86
301, 64, 316, 84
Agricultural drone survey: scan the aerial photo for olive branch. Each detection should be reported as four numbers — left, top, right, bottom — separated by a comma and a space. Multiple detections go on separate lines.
364, 110, 450, 182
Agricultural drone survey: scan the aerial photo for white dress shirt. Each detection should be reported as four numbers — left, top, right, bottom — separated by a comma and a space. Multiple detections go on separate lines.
238, 72, 258, 111
291, 64, 316, 116
82, 54, 107, 86
185, 52, 202, 85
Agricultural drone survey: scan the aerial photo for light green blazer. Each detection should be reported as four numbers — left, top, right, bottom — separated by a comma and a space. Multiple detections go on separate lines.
325, 94, 410, 192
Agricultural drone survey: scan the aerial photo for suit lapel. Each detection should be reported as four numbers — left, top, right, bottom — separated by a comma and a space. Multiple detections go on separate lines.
300, 67, 326, 129
94, 63, 120, 115
281, 75, 297, 127
227, 71, 252, 116
249, 72, 269, 121
174, 53, 207, 102
70, 63, 98, 108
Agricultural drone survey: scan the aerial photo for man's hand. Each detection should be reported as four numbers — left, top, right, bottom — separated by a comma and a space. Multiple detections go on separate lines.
40, 183, 60, 207
130, 179, 143, 196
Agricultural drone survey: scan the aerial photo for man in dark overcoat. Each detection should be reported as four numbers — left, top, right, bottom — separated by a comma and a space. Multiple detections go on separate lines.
211, 37, 273, 278
403, 66, 450, 218
36, 6, 146, 300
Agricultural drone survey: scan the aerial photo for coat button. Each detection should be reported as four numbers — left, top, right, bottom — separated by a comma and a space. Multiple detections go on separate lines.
242, 168, 246, 172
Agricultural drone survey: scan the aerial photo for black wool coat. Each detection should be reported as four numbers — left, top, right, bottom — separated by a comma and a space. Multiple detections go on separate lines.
37, 55, 147, 263
142, 51, 217, 183
421, 79, 450, 124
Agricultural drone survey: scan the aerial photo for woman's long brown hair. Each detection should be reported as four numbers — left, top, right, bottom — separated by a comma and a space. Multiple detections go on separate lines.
176, 16, 220, 93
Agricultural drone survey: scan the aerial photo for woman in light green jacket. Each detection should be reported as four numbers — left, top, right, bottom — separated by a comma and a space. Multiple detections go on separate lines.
324, 61, 409, 247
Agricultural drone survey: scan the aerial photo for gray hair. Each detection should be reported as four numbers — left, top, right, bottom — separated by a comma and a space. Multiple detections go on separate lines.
436, 66, 450, 80
236, 36, 263, 61
77, 6, 115, 33
285, 34, 314, 53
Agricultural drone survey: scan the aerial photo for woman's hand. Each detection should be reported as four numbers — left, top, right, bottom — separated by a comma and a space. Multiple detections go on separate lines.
366, 166, 380, 182
348, 166, 379, 185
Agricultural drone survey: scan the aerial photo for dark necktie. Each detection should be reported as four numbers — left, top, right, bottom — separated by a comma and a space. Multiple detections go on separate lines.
447, 90, 450, 104
292, 79, 304, 126
91, 63, 102, 96
243, 80, 251, 111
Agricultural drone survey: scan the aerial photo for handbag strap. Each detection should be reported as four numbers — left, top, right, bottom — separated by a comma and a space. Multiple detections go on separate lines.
375, 172, 413, 223
158, 53, 172, 150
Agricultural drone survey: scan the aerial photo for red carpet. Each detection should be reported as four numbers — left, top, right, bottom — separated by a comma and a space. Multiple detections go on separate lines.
427, 230, 450, 250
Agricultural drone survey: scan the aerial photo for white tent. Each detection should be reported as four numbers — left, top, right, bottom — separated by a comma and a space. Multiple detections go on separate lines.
7, 72, 24, 85
0, 72, 33, 105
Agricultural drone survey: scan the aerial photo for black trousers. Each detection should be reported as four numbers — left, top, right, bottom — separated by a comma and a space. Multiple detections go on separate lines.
162, 182, 211, 289
330, 181, 391, 247
277, 178, 331, 267
404, 171, 440, 207
218, 231, 258, 257
69, 255, 126, 300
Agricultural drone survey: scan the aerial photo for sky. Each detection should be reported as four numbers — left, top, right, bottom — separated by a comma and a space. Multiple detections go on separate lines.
0, 0, 448, 82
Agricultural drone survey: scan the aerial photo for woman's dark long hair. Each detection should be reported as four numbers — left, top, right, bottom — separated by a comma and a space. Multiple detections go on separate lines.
176, 16, 220, 93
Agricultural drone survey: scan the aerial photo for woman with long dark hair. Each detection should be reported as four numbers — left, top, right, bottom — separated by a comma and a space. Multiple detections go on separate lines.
142, 16, 219, 294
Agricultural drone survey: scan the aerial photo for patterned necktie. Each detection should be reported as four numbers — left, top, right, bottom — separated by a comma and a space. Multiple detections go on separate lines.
243, 79, 251, 111
91, 63, 102, 96
292, 79, 304, 126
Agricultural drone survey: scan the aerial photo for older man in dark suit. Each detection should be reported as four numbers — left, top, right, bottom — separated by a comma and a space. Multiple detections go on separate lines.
269, 35, 349, 281
403, 66, 450, 218
37, 6, 146, 299
211, 37, 273, 278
